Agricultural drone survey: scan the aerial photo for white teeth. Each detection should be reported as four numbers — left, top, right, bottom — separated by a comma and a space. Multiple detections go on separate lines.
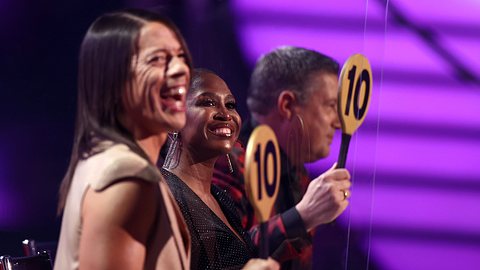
163, 87, 186, 98
214, 128, 232, 136
176, 87, 186, 95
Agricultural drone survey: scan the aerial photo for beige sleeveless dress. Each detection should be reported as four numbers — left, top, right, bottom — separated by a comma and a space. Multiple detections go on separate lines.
54, 143, 190, 270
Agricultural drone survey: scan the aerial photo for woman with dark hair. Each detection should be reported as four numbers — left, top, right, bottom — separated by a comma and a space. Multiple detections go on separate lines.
161, 69, 279, 270
55, 9, 193, 269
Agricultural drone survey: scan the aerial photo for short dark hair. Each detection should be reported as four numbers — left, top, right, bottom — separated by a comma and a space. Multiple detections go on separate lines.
189, 68, 218, 95
58, 9, 192, 213
247, 46, 339, 115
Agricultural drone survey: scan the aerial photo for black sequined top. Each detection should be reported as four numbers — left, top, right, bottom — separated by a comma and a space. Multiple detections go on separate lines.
162, 169, 256, 270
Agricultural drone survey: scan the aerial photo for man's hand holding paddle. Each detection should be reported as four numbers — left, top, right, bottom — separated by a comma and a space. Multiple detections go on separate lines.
298, 53, 373, 230
296, 163, 351, 231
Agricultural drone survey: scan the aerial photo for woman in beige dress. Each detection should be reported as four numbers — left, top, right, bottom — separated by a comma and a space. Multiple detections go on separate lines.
54, 8, 278, 270
54, 9, 192, 270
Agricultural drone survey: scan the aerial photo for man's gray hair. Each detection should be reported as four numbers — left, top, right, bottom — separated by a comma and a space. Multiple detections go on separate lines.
247, 46, 339, 115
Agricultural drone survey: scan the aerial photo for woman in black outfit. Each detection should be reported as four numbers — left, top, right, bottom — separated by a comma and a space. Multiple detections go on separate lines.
162, 69, 258, 269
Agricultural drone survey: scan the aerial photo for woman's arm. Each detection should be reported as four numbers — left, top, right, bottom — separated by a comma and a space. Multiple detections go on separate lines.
79, 179, 157, 270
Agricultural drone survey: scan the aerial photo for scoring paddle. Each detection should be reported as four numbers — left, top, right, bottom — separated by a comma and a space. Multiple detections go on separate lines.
244, 125, 281, 259
337, 54, 373, 168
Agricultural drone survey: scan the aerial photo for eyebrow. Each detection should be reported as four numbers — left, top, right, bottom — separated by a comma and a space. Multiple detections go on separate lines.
145, 47, 184, 57
196, 92, 235, 100
145, 48, 168, 57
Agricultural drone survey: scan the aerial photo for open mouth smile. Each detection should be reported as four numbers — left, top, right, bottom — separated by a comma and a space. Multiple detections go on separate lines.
160, 86, 186, 112
208, 123, 234, 137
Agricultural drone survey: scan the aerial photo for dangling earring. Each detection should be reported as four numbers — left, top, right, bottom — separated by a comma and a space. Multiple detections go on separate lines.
172, 131, 179, 141
226, 153, 234, 174
163, 131, 180, 169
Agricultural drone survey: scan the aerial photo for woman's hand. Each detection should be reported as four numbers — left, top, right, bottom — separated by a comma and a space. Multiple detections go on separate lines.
242, 258, 280, 270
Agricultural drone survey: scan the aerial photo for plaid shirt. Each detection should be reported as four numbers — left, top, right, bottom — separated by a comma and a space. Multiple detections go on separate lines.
213, 119, 314, 269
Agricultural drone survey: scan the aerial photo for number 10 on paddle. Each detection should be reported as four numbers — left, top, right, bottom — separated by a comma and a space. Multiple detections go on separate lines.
337, 54, 373, 168
244, 125, 281, 259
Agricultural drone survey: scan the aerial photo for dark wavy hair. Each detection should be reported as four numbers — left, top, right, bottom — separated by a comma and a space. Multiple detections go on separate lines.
58, 9, 192, 213
247, 46, 339, 115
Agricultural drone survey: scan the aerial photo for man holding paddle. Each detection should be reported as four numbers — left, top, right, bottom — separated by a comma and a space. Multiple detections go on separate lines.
213, 46, 352, 269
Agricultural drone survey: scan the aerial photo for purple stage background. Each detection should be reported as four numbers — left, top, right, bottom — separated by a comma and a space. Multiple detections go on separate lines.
0, 0, 479, 269
231, 0, 480, 269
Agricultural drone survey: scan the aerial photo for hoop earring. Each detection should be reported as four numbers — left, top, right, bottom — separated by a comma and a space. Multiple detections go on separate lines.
286, 114, 307, 166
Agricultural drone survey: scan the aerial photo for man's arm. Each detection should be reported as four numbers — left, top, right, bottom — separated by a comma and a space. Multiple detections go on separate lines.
213, 150, 311, 261
214, 149, 351, 262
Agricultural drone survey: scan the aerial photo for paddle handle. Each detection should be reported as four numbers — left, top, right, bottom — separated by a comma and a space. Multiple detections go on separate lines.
337, 133, 352, 168
259, 222, 268, 259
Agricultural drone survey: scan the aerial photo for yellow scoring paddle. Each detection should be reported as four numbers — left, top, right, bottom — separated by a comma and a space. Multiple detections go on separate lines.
244, 124, 281, 259
337, 54, 373, 168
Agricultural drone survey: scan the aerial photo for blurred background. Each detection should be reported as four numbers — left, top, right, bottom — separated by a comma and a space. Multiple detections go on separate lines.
1, 0, 479, 269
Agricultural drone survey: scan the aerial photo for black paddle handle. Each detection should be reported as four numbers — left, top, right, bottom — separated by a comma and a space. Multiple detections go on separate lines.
337, 133, 352, 168
259, 222, 268, 259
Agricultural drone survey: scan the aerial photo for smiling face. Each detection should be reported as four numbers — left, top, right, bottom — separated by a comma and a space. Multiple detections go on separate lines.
122, 22, 190, 138
180, 71, 241, 158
